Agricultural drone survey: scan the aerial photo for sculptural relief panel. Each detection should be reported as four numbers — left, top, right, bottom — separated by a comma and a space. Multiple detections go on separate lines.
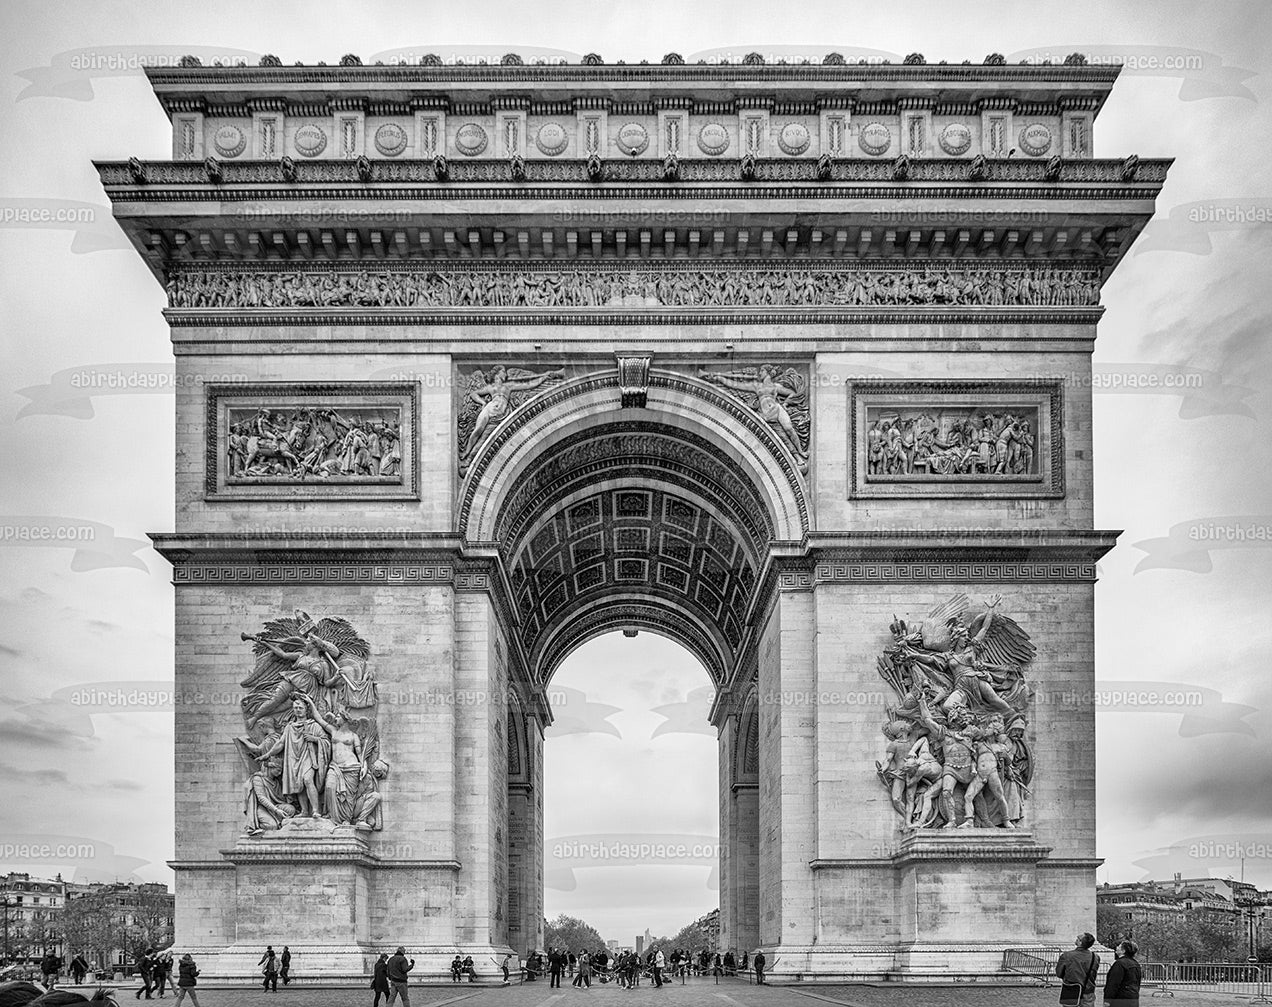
875, 594, 1034, 830
849, 381, 1064, 498
234, 609, 388, 835
205, 382, 418, 499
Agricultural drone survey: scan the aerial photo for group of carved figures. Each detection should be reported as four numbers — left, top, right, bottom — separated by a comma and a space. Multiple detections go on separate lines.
227, 406, 401, 481
234, 611, 387, 834
455, 363, 811, 474
168, 266, 1099, 310
867, 409, 1036, 477
876, 594, 1035, 830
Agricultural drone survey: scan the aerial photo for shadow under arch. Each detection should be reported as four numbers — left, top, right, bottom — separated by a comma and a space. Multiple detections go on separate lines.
458, 367, 810, 686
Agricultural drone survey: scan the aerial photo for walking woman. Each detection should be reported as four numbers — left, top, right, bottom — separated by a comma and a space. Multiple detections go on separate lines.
371, 953, 390, 1007
173, 954, 201, 1007
1103, 940, 1142, 1006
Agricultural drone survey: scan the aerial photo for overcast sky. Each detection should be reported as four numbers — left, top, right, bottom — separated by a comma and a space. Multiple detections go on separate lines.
1, 0, 1270, 945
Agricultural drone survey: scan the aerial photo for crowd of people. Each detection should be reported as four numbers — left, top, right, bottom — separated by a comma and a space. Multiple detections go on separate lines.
525, 946, 766, 988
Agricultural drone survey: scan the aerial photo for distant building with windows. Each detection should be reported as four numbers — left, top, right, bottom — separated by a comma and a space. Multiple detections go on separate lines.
0, 873, 173, 970
1097, 874, 1270, 956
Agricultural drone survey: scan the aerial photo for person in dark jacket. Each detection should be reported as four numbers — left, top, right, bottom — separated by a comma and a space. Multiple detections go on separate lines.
135, 948, 156, 1000
40, 951, 63, 988
1055, 933, 1101, 1007
280, 946, 291, 985
173, 953, 200, 1007
70, 952, 90, 985
449, 955, 463, 983
386, 947, 414, 1005
259, 946, 278, 993
1103, 940, 1142, 1006
754, 950, 766, 985
152, 952, 172, 997
548, 947, 563, 987
371, 953, 390, 1007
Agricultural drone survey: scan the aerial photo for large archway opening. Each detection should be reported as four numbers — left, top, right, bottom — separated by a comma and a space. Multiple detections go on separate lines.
543, 631, 718, 945
462, 370, 806, 960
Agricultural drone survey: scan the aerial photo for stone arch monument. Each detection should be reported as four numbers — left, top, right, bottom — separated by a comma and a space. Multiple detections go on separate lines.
96, 53, 1168, 981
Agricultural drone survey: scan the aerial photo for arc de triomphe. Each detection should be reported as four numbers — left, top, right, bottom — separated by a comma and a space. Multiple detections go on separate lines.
97, 54, 1167, 981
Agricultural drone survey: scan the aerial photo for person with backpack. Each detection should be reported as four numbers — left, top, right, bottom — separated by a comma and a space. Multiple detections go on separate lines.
40, 950, 63, 989
173, 953, 201, 1006
1055, 932, 1101, 1007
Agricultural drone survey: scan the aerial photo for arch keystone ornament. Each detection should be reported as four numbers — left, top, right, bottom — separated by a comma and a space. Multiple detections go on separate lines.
104, 56, 1167, 983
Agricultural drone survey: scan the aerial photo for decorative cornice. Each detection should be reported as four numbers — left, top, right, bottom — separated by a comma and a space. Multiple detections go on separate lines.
97, 156, 1171, 189
145, 64, 1123, 88
162, 306, 1105, 327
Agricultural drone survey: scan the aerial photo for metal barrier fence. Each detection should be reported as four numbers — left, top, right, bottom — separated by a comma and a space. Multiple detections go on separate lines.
1141, 962, 1272, 1003
1002, 948, 1111, 987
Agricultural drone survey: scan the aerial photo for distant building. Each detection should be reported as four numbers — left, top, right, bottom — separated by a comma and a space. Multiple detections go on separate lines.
62, 881, 175, 970
1, 872, 67, 961
1097, 874, 1269, 956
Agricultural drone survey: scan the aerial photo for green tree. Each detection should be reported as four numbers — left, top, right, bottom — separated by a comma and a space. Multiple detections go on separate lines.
544, 914, 607, 953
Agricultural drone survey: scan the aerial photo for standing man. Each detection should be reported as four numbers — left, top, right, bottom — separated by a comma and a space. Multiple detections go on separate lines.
280, 946, 291, 986
40, 949, 64, 989
754, 950, 766, 985
652, 948, 664, 988
386, 946, 415, 1005
1054, 933, 1100, 1007
70, 951, 90, 985
549, 947, 563, 988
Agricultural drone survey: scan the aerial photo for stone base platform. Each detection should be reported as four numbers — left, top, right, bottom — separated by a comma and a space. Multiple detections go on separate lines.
753, 943, 1064, 983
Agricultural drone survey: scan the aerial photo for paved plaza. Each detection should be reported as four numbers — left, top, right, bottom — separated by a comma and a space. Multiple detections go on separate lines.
65, 978, 1257, 1007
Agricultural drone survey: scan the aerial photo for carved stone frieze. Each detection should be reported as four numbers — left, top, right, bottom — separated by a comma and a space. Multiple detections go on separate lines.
849, 381, 1064, 499
167, 265, 1101, 311
205, 383, 418, 499
875, 594, 1034, 831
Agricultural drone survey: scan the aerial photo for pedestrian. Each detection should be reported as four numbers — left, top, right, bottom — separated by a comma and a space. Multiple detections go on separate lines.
280, 946, 291, 985
568, 951, 576, 979
371, 953, 390, 1007
386, 946, 415, 1005
653, 948, 664, 988
450, 955, 463, 983
173, 953, 201, 1007
153, 952, 172, 997
1103, 939, 1141, 1006
549, 947, 563, 988
1055, 933, 1100, 1007
712, 953, 723, 984
740, 952, 748, 974
754, 950, 766, 985
572, 949, 588, 988
723, 951, 736, 977
41, 949, 63, 989
259, 945, 279, 993
501, 954, 513, 985
135, 947, 156, 1000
